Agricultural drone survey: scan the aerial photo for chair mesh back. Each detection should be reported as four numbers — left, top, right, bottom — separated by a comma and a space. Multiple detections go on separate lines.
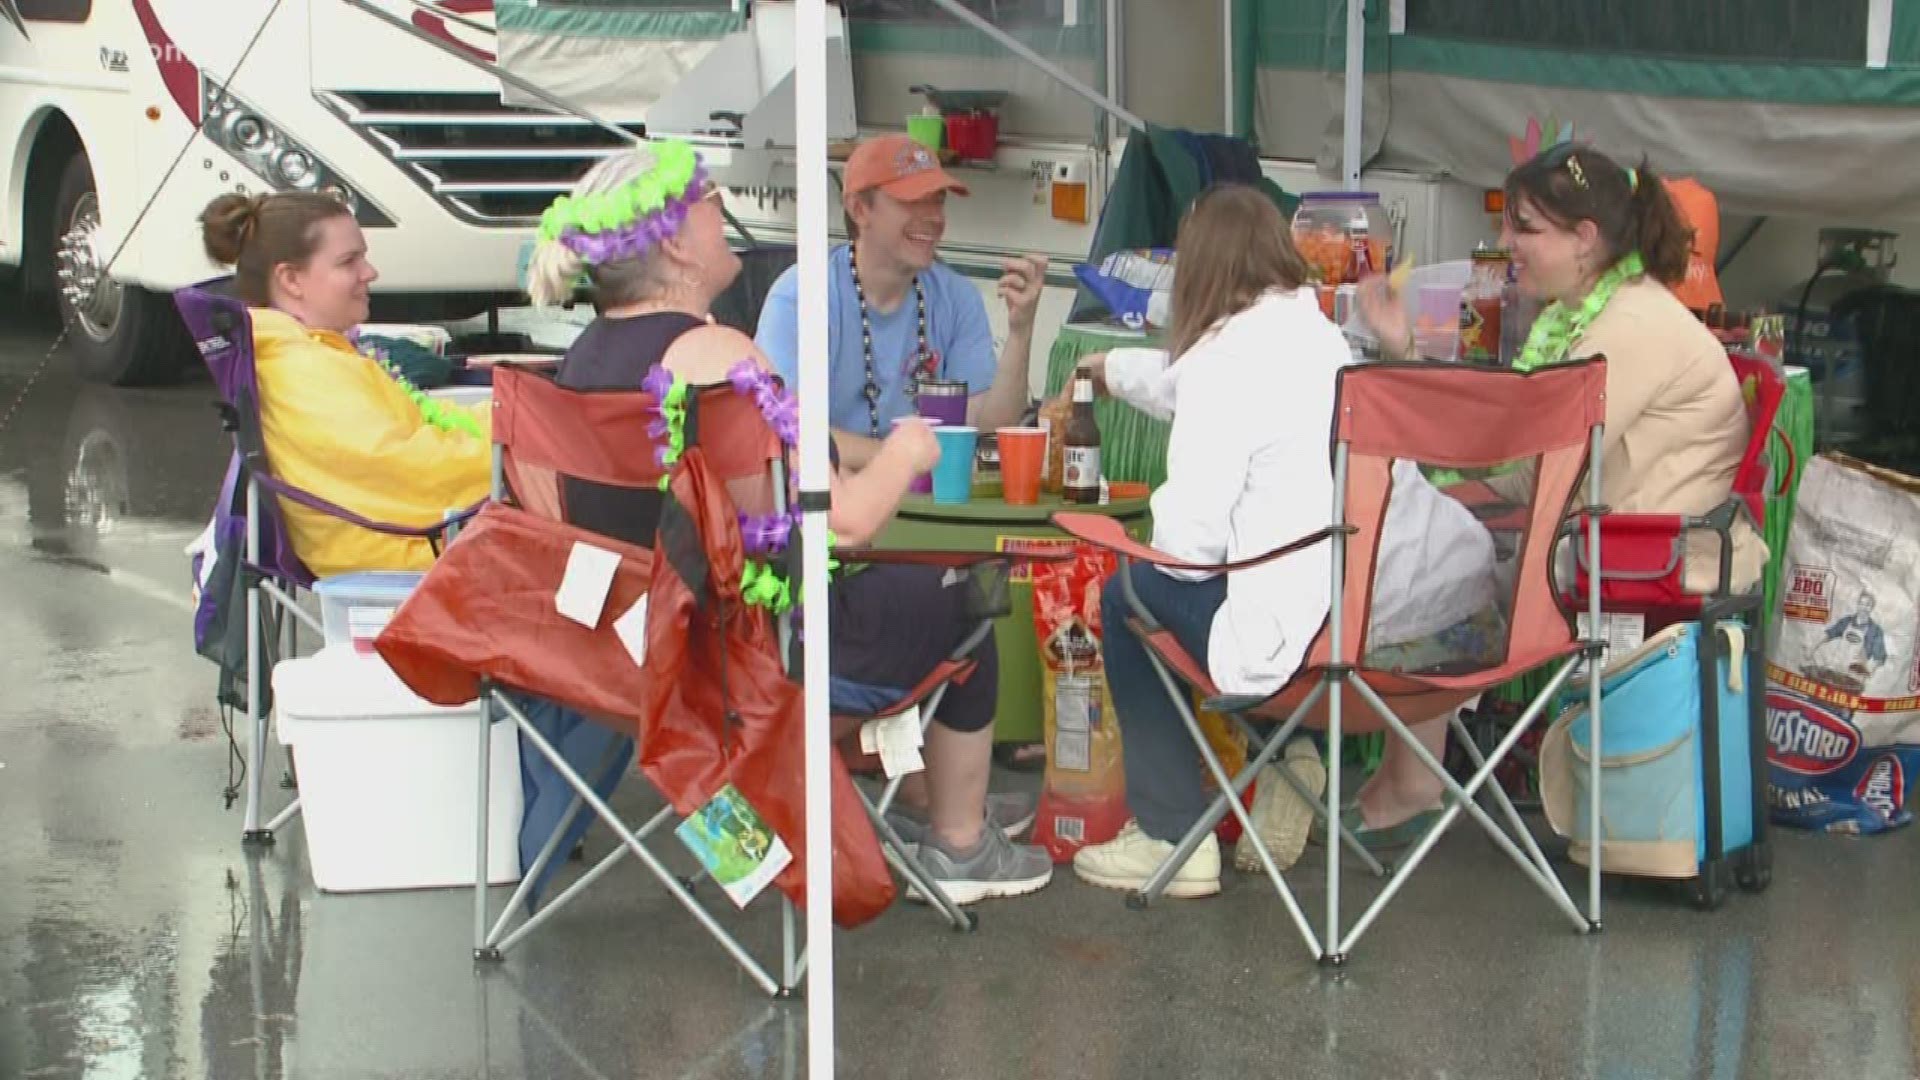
1317, 359, 1608, 681
490, 366, 787, 540
173, 283, 312, 586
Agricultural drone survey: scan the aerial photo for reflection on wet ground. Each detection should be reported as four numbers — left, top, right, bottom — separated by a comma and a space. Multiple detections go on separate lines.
5, 305, 1920, 1079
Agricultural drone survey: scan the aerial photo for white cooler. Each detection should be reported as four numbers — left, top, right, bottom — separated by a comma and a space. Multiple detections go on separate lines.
274, 645, 523, 893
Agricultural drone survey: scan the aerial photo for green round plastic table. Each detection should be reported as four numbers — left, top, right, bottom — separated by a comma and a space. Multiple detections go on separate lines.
874, 488, 1152, 745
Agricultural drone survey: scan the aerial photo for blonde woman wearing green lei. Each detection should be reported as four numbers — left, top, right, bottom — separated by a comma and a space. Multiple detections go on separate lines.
1347, 145, 1765, 846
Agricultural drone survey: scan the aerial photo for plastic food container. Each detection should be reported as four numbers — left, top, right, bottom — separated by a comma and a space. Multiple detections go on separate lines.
351, 324, 451, 356
426, 384, 493, 411
1292, 191, 1393, 287
314, 571, 425, 656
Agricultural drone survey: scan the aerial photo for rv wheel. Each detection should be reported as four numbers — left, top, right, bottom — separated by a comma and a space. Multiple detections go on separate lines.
50, 152, 190, 385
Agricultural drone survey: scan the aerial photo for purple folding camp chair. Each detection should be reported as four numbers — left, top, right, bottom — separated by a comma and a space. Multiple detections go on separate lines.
177, 282, 474, 844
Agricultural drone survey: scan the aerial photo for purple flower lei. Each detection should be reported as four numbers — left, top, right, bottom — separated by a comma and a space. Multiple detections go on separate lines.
558, 165, 710, 265
726, 360, 805, 558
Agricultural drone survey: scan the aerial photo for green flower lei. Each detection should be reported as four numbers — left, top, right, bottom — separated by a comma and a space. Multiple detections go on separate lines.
1512, 251, 1644, 373
537, 139, 700, 245
646, 368, 839, 617
361, 344, 484, 439
652, 375, 690, 492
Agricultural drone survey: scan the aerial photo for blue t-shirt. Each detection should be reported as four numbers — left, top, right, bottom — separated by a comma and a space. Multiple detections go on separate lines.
754, 244, 997, 437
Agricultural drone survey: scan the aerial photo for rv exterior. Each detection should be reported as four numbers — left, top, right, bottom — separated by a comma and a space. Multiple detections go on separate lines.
0, 0, 627, 384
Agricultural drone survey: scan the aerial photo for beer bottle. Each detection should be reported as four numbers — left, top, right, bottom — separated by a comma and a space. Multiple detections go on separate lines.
1063, 367, 1102, 505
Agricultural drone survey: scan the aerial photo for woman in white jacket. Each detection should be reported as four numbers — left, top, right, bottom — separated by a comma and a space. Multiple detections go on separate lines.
1070, 185, 1499, 899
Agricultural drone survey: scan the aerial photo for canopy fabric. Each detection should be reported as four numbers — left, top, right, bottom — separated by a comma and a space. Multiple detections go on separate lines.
493, 0, 739, 116
493, 0, 1110, 139
1246, 0, 1920, 219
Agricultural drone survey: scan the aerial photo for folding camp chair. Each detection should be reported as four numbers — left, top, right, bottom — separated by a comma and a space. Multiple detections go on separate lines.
1054, 358, 1612, 965
1555, 350, 1791, 903
176, 284, 470, 846
371, 364, 1045, 995
820, 549, 1054, 931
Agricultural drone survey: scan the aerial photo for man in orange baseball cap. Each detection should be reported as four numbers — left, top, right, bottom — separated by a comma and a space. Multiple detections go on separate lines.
756, 134, 1048, 468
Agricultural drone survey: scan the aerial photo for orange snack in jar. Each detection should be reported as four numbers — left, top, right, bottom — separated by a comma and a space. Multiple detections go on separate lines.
1291, 191, 1393, 286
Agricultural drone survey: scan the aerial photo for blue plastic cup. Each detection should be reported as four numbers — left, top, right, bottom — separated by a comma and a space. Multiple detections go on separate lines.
931, 425, 978, 504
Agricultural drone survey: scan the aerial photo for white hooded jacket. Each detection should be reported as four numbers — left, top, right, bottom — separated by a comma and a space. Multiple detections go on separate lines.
1106, 289, 1496, 696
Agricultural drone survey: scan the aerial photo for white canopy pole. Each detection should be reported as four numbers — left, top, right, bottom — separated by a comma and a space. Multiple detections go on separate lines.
1340, 0, 1364, 188
794, 1, 836, 1077
1222, 0, 1235, 134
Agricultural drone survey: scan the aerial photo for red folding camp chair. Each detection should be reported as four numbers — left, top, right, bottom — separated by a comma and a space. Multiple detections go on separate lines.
374, 365, 1052, 996
1565, 351, 1792, 627
1054, 359, 1612, 965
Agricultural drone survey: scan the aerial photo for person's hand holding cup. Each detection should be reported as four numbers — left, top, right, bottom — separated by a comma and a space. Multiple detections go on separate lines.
887, 416, 943, 475
1356, 273, 1415, 360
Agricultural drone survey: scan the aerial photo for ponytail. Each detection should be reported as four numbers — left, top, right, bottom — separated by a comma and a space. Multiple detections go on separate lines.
1505, 147, 1695, 288
1625, 158, 1692, 289
525, 238, 585, 309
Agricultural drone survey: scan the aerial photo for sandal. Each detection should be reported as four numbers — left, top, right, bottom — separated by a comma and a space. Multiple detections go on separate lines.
992, 742, 1048, 774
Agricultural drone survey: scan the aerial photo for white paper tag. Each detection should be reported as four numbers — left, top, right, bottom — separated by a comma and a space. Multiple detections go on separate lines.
880, 740, 927, 779
612, 597, 649, 668
1055, 730, 1091, 772
869, 706, 924, 777
1576, 611, 1646, 677
556, 541, 622, 628
1055, 676, 1093, 733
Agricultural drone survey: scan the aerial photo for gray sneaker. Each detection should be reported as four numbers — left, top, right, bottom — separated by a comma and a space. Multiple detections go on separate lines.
907, 825, 1054, 906
884, 791, 1038, 847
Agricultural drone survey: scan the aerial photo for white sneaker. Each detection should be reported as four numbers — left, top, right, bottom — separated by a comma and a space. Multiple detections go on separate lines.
1072, 820, 1221, 899
1234, 738, 1326, 873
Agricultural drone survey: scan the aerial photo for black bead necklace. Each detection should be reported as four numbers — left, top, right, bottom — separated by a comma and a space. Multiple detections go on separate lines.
848, 244, 930, 438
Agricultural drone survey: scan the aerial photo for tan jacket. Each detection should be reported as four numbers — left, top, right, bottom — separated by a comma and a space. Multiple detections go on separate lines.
1567, 276, 1768, 593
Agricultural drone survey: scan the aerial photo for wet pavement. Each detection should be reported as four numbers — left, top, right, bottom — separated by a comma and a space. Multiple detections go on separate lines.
5, 301, 1920, 1080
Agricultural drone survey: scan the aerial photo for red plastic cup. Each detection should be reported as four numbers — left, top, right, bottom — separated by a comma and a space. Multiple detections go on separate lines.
997, 426, 1046, 505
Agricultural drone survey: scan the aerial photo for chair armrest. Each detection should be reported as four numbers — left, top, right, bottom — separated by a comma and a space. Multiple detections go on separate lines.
1051, 511, 1343, 574
835, 547, 1072, 569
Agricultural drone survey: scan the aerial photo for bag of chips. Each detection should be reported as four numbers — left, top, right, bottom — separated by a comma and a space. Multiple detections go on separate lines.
1030, 545, 1130, 862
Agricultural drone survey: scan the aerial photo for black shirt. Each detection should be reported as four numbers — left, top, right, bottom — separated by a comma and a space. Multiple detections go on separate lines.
553, 312, 706, 547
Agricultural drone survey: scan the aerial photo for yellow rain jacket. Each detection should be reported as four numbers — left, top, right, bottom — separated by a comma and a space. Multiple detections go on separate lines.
252, 308, 492, 579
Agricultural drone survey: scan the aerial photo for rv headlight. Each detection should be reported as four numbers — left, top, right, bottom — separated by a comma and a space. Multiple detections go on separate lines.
228, 114, 269, 152
276, 150, 316, 187
199, 78, 393, 226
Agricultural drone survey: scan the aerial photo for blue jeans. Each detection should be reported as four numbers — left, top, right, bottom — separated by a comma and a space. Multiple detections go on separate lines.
1101, 562, 1228, 843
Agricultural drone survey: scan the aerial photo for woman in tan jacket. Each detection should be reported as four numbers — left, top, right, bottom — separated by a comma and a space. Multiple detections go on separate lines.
1351, 145, 1765, 845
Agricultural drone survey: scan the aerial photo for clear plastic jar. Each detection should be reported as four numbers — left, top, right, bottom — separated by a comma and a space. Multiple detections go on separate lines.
1292, 191, 1393, 287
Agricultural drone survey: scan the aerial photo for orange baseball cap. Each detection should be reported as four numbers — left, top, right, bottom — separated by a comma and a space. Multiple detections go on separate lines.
843, 134, 970, 201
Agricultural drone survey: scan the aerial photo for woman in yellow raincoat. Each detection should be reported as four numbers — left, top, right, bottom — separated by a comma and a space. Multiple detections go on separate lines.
199, 192, 491, 577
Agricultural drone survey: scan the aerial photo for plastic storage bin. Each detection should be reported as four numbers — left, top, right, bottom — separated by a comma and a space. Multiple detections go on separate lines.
314, 571, 424, 656
275, 645, 522, 893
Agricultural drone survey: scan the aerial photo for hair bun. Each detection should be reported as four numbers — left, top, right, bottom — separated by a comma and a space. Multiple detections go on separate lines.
199, 192, 264, 266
